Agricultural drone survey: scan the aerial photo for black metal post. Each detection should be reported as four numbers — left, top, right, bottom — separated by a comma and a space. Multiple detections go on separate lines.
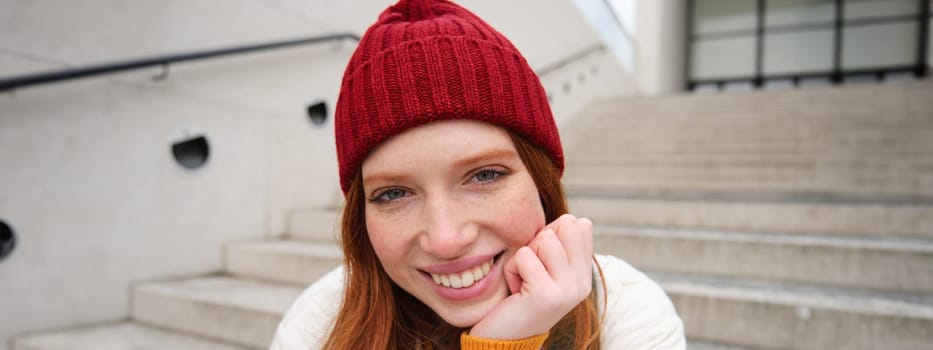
685, 0, 695, 91
754, 0, 766, 88
832, 0, 844, 84
917, 0, 930, 77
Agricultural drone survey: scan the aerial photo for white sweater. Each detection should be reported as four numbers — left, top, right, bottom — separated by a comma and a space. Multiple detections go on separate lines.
270, 254, 686, 349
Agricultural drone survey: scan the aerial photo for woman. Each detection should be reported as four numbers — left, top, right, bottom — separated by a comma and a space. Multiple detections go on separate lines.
272, 0, 685, 349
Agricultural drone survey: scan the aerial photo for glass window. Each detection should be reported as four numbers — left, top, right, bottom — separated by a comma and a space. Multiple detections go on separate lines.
766, 0, 836, 28
764, 29, 835, 74
842, 22, 918, 69
844, 0, 920, 20
608, 0, 637, 35
685, 0, 927, 88
693, 0, 757, 35
571, 0, 636, 73
691, 36, 757, 80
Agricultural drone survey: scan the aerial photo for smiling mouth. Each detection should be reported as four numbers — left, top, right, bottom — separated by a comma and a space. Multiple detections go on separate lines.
428, 253, 500, 289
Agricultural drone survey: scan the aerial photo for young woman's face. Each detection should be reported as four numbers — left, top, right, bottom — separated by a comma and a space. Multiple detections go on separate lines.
361, 120, 546, 327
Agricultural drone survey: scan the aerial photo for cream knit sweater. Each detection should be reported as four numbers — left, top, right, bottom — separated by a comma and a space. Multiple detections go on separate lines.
270, 254, 685, 349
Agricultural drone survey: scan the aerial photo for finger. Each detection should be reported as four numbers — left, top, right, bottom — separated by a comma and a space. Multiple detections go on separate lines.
577, 218, 595, 297
511, 246, 553, 293
529, 228, 569, 279
544, 213, 575, 233
552, 215, 588, 269
503, 251, 523, 294
577, 217, 594, 258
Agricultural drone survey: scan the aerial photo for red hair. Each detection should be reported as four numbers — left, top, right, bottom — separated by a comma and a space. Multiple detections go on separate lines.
323, 130, 603, 349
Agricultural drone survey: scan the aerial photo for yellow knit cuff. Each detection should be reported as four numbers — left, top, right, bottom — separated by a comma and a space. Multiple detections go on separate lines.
460, 331, 549, 350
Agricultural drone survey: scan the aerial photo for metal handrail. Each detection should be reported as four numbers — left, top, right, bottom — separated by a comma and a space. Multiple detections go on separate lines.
0, 33, 360, 92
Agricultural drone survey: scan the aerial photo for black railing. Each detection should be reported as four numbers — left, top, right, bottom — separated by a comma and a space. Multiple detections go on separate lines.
686, 0, 930, 91
0, 33, 360, 92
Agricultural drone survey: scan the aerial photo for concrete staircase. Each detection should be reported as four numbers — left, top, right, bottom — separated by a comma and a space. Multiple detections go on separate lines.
14, 81, 932, 349
12, 211, 344, 350
561, 80, 933, 349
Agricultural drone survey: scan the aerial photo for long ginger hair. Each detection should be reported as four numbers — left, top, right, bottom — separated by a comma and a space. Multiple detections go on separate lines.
323, 130, 603, 349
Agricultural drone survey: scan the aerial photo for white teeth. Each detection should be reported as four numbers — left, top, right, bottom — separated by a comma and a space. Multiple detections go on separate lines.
461, 270, 475, 287
429, 257, 494, 289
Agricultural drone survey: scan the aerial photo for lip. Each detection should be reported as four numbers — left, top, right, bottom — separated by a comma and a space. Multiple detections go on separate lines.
420, 253, 499, 275
420, 252, 504, 302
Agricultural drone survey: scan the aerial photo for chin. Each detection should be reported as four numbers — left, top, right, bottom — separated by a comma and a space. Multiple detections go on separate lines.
435, 305, 489, 328
430, 289, 506, 328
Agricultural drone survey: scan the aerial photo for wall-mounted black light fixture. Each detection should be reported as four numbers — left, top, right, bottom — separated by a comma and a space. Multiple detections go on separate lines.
172, 135, 210, 170
0, 219, 15, 261
307, 101, 328, 127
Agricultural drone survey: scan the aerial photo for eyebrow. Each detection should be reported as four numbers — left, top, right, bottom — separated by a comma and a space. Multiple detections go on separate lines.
362, 148, 519, 187
452, 148, 518, 168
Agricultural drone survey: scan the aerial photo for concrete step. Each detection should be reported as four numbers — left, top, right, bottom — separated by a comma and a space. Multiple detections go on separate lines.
288, 210, 339, 242
567, 143, 933, 158
561, 82, 933, 202
564, 162, 933, 200
595, 225, 933, 294
655, 272, 933, 350
131, 276, 303, 349
225, 240, 343, 285
568, 194, 933, 239
567, 151, 933, 164
12, 322, 250, 350
567, 112, 933, 135
571, 81, 933, 122
567, 117, 933, 144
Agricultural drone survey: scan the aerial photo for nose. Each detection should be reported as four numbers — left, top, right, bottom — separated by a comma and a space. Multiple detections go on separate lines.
418, 193, 477, 259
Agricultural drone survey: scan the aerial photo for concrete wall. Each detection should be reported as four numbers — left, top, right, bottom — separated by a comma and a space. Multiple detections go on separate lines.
0, 43, 352, 349
0, 1, 627, 349
541, 47, 639, 125
570, 0, 688, 96
634, 0, 687, 95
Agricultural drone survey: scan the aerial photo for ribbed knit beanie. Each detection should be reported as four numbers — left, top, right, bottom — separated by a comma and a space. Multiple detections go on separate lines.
335, 0, 563, 194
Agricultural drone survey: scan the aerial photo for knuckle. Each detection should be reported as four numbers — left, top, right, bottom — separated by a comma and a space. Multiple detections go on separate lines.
556, 213, 575, 225
578, 217, 593, 230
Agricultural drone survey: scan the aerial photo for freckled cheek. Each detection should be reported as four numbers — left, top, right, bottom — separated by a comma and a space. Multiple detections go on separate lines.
481, 188, 545, 247
365, 217, 405, 264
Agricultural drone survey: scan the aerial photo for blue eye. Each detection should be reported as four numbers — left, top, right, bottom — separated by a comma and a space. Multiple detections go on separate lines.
373, 188, 409, 202
473, 169, 504, 183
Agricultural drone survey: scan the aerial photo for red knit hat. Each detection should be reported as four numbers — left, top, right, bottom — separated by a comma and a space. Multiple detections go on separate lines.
335, 0, 563, 194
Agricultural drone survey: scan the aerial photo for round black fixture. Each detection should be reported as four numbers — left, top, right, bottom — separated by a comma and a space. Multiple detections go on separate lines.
172, 135, 210, 170
0, 220, 14, 261
307, 101, 328, 127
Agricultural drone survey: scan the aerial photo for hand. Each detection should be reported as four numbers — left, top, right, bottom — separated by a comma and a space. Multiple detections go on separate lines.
469, 214, 595, 340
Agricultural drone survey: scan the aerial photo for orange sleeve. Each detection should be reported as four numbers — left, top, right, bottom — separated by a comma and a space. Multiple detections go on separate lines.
460, 331, 549, 350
